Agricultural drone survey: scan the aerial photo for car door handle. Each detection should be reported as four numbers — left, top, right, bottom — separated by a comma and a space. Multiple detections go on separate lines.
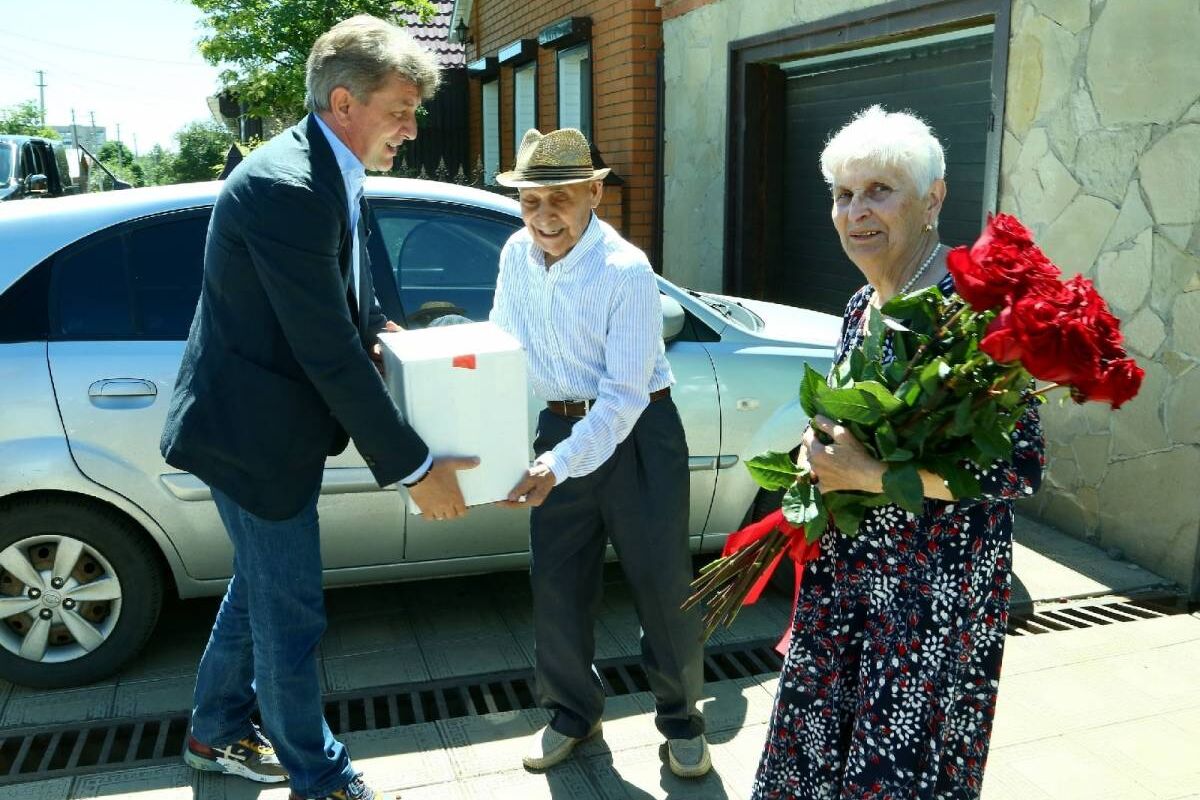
88, 379, 158, 398
688, 455, 740, 472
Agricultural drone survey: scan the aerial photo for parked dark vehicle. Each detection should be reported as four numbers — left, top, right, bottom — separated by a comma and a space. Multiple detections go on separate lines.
0, 135, 78, 201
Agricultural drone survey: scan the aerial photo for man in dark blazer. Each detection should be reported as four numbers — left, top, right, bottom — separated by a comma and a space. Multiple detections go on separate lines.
160, 16, 475, 800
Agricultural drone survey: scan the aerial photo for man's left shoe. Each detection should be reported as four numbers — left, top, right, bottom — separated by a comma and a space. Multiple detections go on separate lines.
183, 723, 288, 783
666, 735, 711, 778
289, 774, 379, 800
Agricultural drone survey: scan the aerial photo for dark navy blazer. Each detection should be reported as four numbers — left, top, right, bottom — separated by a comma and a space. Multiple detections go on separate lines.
160, 115, 429, 520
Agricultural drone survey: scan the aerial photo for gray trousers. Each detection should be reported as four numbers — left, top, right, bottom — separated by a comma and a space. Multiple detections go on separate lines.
530, 398, 705, 740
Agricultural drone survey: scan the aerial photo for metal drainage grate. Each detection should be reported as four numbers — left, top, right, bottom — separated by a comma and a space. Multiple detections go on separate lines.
0, 639, 784, 786
1007, 596, 1187, 636
5, 596, 1188, 786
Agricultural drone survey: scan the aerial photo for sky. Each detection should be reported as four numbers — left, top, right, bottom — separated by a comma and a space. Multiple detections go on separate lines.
0, 0, 224, 153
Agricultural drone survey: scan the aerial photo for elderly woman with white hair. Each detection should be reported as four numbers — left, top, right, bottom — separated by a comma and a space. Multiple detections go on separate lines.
749, 106, 1044, 799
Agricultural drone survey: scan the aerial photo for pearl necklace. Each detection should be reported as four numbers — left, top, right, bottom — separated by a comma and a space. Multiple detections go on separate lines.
898, 242, 941, 296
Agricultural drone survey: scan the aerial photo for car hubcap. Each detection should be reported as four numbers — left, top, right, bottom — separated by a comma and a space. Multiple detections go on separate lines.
0, 535, 122, 663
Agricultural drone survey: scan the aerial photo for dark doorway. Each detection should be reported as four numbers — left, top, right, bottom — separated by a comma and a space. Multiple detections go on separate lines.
778, 32, 995, 314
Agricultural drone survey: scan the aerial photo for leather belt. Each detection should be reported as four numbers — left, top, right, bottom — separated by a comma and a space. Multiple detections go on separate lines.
547, 387, 670, 418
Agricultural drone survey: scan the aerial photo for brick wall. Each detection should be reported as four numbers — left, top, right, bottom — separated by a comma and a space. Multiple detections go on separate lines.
462, 0, 663, 261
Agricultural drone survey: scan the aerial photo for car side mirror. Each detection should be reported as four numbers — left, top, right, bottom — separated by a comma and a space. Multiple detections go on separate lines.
661, 294, 686, 342
24, 173, 48, 194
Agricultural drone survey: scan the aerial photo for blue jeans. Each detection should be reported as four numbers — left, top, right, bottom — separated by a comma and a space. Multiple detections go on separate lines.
190, 487, 355, 798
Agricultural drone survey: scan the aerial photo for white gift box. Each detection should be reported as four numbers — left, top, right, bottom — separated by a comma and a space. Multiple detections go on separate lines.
378, 322, 530, 513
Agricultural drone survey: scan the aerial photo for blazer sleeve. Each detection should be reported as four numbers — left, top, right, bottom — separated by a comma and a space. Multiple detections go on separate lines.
237, 180, 429, 486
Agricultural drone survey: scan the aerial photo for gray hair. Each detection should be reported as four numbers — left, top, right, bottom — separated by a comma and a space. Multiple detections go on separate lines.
305, 15, 441, 113
820, 105, 946, 194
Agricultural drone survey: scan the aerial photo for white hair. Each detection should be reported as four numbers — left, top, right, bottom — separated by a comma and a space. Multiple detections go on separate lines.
305, 15, 441, 113
819, 105, 946, 194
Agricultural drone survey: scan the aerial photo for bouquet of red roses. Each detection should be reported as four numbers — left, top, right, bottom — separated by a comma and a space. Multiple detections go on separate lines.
685, 214, 1143, 641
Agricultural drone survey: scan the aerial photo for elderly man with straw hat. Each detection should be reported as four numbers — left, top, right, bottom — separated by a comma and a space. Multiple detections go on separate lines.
492, 128, 709, 778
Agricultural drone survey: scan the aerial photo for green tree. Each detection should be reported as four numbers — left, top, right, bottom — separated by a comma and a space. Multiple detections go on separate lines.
136, 144, 177, 187
91, 141, 146, 189
170, 121, 235, 183
191, 0, 436, 122
0, 100, 58, 138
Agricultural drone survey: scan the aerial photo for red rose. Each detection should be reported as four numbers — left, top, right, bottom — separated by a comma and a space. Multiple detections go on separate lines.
1073, 358, 1144, 409
947, 215, 1062, 311
981, 279, 1102, 384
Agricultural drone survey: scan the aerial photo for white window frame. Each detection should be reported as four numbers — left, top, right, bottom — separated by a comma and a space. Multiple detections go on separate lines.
513, 61, 537, 154
556, 43, 591, 139
481, 78, 500, 184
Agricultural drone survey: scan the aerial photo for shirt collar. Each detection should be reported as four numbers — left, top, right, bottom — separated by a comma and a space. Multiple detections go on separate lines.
313, 114, 366, 201
526, 213, 604, 271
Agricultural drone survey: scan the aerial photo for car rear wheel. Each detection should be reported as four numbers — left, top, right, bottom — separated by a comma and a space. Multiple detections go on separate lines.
0, 499, 163, 688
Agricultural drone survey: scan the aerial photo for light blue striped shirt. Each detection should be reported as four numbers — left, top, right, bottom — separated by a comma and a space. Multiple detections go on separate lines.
312, 114, 365, 299
313, 114, 431, 486
490, 214, 674, 483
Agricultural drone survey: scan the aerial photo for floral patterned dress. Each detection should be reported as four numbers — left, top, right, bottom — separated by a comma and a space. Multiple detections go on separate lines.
750, 274, 1045, 800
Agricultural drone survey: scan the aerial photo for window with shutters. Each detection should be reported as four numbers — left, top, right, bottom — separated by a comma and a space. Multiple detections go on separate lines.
482, 79, 500, 183
513, 62, 537, 152
557, 44, 591, 139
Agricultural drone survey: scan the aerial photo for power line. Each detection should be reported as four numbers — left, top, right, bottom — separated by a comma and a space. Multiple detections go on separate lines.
0, 29, 205, 67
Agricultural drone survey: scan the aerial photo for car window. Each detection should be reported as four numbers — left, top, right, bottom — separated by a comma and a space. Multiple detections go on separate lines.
51, 211, 209, 341
52, 231, 133, 339
0, 146, 12, 183
370, 202, 519, 325
127, 214, 207, 339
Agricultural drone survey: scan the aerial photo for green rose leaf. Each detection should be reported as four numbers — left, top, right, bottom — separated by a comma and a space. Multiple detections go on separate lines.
882, 462, 925, 514
852, 380, 905, 416
862, 304, 886, 364
822, 491, 867, 535
783, 477, 826, 540
820, 387, 884, 425
944, 396, 972, 436
880, 291, 938, 335
745, 450, 800, 491
799, 363, 828, 419
918, 358, 951, 397
932, 458, 983, 500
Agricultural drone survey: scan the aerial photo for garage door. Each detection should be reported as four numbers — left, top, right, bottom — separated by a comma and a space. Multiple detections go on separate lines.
775, 31, 995, 315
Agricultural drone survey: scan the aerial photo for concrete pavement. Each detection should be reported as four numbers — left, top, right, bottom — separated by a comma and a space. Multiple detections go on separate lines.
0, 513, 1194, 799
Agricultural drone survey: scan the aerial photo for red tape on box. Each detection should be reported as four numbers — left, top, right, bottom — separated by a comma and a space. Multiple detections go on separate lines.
452, 354, 477, 370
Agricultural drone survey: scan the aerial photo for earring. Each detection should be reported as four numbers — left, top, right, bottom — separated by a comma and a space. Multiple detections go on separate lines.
923, 223, 933, 233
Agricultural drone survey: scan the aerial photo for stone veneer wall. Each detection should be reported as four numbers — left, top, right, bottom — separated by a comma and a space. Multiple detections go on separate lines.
1000, 0, 1200, 594
663, 0, 1200, 593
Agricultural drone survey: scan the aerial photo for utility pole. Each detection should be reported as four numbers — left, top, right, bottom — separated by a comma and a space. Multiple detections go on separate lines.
70, 108, 78, 150
35, 70, 47, 125
88, 112, 97, 150
115, 123, 121, 146
132, 133, 138, 157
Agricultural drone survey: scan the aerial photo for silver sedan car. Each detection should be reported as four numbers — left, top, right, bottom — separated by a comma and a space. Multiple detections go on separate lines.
0, 179, 838, 688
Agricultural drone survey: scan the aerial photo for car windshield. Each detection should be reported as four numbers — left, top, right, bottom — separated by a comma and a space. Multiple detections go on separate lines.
0, 146, 12, 184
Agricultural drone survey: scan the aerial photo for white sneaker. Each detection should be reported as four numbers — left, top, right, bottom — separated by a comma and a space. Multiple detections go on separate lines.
667, 735, 712, 778
522, 722, 602, 771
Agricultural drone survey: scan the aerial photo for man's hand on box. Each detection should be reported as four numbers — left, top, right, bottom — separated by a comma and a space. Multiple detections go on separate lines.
408, 457, 480, 520
370, 321, 403, 375
500, 463, 557, 509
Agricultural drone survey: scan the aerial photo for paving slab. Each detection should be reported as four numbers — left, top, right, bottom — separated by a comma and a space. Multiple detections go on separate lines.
322, 645, 430, 692
1, 683, 116, 727
0, 777, 73, 799
69, 764, 195, 799
340, 724, 457, 791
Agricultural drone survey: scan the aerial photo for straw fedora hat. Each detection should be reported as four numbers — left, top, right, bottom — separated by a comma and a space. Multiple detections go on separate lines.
495, 128, 611, 187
